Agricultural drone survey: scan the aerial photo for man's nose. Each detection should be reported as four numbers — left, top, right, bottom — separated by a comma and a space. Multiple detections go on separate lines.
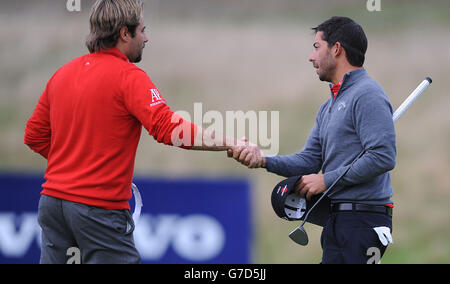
308, 51, 315, 63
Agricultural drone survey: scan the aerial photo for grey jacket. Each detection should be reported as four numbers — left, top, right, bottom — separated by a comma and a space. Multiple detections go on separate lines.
265, 68, 396, 205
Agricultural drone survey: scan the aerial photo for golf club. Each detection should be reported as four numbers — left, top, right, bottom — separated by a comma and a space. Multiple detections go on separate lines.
289, 77, 433, 246
132, 183, 143, 225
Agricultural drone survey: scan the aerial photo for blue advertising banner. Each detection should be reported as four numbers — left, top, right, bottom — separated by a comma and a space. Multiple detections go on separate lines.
0, 173, 252, 264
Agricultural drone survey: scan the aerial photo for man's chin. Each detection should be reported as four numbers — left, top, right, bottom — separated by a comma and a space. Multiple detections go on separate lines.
318, 74, 328, 82
318, 72, 332, 83
133, 56, 142, 63
315, 69, 326, 81
130, 51, 143, 63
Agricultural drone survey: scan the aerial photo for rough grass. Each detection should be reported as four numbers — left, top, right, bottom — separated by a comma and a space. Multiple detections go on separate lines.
1, 0, 449, 263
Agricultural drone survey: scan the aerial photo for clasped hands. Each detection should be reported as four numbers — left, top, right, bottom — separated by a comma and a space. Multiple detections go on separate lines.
227, 137, 265, 168
227, 137, 326, 200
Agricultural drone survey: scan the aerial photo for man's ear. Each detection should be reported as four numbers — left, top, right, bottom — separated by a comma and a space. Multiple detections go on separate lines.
332, 42, 344, 57
119, 26, 131, 43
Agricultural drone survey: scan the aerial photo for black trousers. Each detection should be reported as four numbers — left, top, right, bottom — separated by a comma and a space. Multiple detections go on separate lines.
37, 195, 141, 264
320, 211, 392, 264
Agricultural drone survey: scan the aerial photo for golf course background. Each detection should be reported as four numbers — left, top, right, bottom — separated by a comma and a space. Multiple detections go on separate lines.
1, 0, 449, 263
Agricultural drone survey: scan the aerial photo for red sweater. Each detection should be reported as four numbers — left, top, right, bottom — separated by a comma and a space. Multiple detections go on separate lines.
24, 48, 196, 209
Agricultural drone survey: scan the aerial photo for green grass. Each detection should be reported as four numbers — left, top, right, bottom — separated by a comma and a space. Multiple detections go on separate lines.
1, 0, 450, 263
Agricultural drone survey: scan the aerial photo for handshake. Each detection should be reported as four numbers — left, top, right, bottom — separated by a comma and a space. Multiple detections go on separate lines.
226, 137, 266, 169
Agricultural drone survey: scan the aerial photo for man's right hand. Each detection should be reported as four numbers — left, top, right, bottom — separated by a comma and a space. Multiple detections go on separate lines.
227, 137, 265, 168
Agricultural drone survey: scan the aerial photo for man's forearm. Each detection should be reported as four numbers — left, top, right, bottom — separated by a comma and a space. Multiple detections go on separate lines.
190, 128, 237, 151
24, 130, 51, 159
264, 152, 322, 177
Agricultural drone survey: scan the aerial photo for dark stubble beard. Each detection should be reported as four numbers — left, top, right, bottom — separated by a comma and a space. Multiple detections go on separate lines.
133, 54, 142, 63
132, 49, 143, 63
129, 42, 145, 63
318, 51, 336, 83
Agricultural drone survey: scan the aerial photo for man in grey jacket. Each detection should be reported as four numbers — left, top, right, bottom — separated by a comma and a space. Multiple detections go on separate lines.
230, 16, 396, 264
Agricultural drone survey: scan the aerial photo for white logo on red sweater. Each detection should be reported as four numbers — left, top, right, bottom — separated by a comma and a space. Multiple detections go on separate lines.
150, 89, 162, 102
150, 88, 165, 107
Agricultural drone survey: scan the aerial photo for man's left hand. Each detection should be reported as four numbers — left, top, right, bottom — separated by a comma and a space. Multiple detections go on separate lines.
296, 174, 326, 200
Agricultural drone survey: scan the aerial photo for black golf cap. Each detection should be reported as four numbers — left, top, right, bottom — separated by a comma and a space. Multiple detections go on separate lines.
271, 175, 331, 227
271, 176, 306, 221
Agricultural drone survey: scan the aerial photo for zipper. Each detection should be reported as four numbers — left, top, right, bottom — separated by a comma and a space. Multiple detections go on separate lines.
328, 79, 346, 113
328, 94, 337, 113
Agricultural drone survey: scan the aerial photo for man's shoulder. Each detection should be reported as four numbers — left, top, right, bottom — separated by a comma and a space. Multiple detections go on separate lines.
121, 63, 147, 76
355, 73, 386, 95
346, 73, 389, 105
350, 74, 393, 112
51, 52, 151, 89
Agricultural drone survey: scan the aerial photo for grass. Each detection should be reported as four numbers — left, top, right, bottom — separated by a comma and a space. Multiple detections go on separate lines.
1, 0, 450, 263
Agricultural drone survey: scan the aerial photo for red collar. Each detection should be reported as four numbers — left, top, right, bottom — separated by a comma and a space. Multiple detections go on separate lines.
97, 48, 129, 62
330, 81, 342, 98
330, 67, 364, 98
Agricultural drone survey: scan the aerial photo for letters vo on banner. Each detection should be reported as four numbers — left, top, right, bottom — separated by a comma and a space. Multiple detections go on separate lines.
0, 173, 251, 264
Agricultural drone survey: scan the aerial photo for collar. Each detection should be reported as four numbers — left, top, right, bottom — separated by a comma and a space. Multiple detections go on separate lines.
96, 47, 129, 62
330, 67, 365, 98
330, 80, 342, 98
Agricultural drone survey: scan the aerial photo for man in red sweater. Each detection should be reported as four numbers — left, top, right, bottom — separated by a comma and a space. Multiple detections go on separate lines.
24, 0, 252, 264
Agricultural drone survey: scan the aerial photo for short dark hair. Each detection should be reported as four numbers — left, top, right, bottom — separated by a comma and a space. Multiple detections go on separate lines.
312, 16, 368, 67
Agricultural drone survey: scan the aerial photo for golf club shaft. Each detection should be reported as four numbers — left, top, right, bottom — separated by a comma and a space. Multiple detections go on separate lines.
393, 77, 432, 122
295, 77, 432, 231
296, 149, 366, 230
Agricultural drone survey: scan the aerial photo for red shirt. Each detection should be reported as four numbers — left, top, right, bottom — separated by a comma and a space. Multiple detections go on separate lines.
24, 48, 196, 209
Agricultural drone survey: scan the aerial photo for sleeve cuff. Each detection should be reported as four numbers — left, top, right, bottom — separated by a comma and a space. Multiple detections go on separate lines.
264, 156, 277, 172
323, 169, 342, 189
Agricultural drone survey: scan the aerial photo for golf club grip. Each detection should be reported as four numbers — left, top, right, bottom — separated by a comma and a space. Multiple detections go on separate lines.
393, 77, 432, 122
